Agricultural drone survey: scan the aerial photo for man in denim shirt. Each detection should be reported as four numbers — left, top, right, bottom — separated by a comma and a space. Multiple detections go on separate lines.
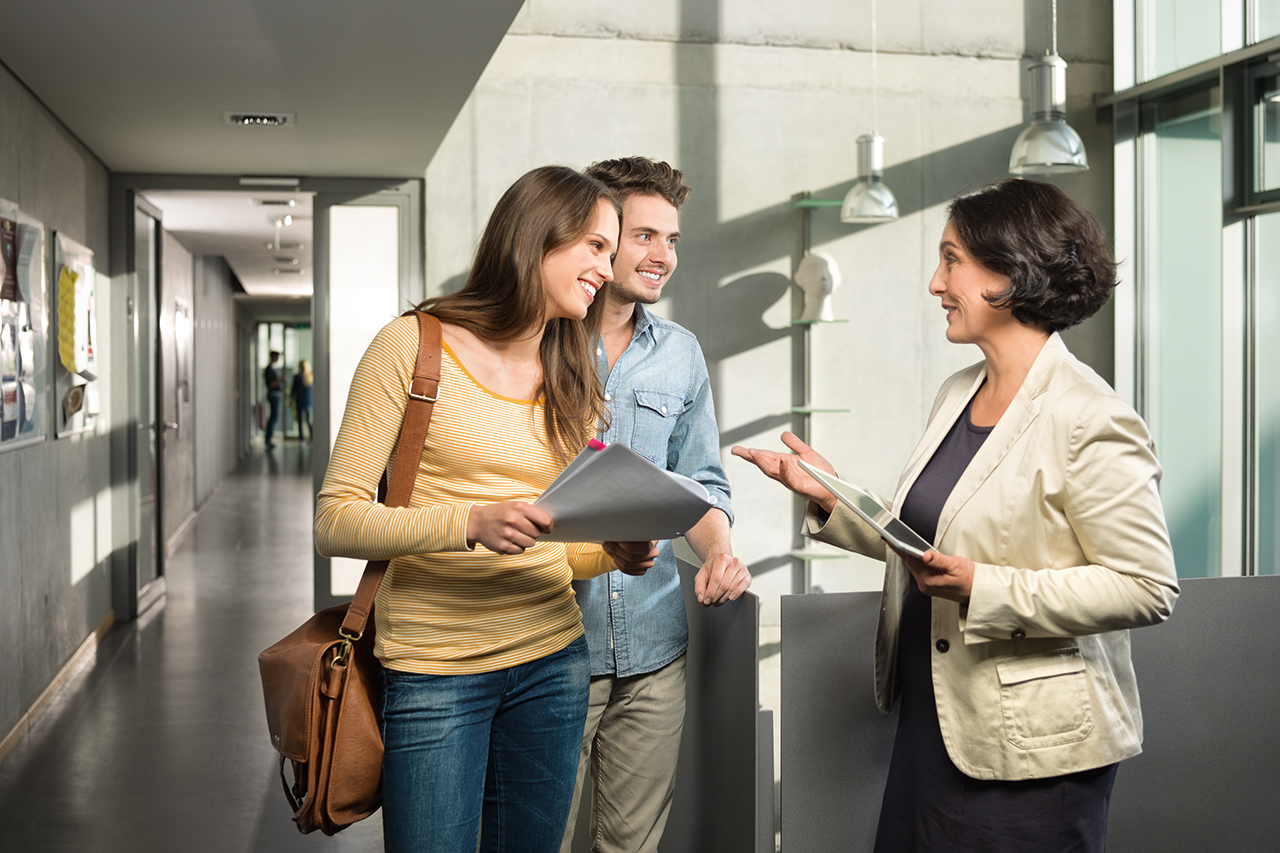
561, 157, 751, 853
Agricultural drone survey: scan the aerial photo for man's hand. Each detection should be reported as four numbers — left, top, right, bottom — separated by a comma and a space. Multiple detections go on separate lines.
603, 540, 659, 576
466, 501, 552, 554
694, 553, 751, 607
890, 545, 974, 604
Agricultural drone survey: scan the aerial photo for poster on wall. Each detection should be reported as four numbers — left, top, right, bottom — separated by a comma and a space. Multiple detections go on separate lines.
54, 232, 98, 438
0, 198, 49, 452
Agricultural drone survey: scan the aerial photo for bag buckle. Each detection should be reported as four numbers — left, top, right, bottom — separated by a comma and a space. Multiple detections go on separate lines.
330, 627, 362, 670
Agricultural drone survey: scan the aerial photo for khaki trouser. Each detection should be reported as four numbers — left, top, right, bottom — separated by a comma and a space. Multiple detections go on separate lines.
561, 655, 687, 853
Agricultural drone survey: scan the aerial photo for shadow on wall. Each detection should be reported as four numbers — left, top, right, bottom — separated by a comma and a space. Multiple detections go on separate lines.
663, 123, 1027, 393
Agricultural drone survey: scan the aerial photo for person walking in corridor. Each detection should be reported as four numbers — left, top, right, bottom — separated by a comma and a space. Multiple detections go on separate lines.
290, 359, 313, 442
263, 350, 283, 449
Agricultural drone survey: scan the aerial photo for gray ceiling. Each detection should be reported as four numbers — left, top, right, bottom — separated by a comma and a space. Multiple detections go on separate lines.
0, 0, 525, 302
0, 0, 524, 177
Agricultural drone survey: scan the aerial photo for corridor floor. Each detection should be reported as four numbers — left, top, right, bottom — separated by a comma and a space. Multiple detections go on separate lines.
0, 443, 384, 851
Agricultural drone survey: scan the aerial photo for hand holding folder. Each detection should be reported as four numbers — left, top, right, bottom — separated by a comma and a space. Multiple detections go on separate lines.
534, 442, 714, 543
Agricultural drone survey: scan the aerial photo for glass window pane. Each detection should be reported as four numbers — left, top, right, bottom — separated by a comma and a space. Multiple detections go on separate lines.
1258, 0, 1280, 41
1260, 74, 1280, 194
1255, 212, 1280, 575
1150, 0, 1221, 80
1146, 85, 1223, 578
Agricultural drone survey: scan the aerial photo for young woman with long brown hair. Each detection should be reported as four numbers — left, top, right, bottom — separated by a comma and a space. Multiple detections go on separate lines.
314, 165, 657, 853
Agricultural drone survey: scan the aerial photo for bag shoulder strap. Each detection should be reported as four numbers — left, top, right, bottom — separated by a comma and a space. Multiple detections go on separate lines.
340, 310, 442, 637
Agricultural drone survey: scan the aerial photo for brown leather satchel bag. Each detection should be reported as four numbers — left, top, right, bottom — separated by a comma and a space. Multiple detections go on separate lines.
258, 311, 441, 835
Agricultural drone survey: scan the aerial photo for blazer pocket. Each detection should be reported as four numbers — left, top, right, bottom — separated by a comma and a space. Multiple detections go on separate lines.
631, 389, 682, 464
996, 652, 1094, 750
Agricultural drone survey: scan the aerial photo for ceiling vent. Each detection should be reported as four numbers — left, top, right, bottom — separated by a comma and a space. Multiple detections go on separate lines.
225, 112, 295, 127
266, 241, 304, 250
254, 198, 296, 207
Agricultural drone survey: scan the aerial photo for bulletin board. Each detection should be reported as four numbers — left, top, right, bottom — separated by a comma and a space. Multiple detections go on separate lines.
53, 232, 99, 438
0, 198, 48, 452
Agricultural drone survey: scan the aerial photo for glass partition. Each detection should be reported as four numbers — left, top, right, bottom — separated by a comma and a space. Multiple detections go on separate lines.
1254, 211, 1280, 574
1144, 83, 1223, 578
1258, 70, 1280, 195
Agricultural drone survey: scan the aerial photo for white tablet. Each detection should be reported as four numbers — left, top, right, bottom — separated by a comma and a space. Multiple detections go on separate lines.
798, 459, 934, 559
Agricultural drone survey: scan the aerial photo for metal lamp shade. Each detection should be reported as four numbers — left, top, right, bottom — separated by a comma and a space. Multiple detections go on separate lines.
841, 133, 899, 223
1009, 53, 1088, 175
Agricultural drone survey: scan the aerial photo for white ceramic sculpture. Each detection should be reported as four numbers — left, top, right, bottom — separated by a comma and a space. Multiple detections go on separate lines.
794, 250, 842, 322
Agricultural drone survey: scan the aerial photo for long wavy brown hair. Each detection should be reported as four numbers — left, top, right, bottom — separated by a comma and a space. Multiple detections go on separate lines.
416, 165, 617, 461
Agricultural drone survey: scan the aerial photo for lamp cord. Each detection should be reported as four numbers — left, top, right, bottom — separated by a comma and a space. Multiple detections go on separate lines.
871, 0, 878, 133
1051, 0, 1058, 57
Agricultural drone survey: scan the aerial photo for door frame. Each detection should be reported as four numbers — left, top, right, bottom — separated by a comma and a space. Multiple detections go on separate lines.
108, 183, 167, 620
311, 179, 424, 610
108, 174, 423, 618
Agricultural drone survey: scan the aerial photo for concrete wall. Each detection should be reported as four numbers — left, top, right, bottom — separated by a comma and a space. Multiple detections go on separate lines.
0, 62, 112, 741
425, 2, 1113, 609
422, 1, 1114, 825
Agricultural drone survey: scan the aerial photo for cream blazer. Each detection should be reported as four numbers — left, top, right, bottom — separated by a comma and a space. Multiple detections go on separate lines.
806, 333, 1179, 780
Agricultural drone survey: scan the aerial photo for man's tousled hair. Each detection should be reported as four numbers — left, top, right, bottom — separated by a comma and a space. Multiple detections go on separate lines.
585, 156, 691, 209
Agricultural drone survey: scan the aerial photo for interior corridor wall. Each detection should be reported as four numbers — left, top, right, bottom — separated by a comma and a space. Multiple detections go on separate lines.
192, 256, 241, 509
0, 61, 112, 745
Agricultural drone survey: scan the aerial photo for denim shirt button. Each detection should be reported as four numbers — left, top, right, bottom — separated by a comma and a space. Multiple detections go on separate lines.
611, 592, 619, 600
660, 405, 667, 414
604, 393, 612, 402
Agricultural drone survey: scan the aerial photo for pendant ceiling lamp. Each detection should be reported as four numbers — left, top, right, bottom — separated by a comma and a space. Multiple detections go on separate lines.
1009, 0, 1088, 175
841, 0, 899, 223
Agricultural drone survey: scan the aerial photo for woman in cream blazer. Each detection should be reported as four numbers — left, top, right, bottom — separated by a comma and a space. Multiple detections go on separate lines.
735, 180, 1178, 852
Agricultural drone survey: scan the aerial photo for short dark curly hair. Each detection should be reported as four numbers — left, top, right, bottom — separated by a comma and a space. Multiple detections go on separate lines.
585, 156, 691, 209
947, 179, 1116, 333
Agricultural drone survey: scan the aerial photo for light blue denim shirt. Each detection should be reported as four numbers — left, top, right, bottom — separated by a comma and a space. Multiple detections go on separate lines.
573, 305, 733, 677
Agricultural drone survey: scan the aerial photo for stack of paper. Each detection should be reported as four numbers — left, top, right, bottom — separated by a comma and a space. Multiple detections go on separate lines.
535, 442, 713, 543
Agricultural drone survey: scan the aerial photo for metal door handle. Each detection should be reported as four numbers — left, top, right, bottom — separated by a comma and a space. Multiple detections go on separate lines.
163, 422, 179, 431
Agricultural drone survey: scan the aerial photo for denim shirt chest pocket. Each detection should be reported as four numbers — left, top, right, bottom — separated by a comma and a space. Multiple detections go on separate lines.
631, 389, 683, 464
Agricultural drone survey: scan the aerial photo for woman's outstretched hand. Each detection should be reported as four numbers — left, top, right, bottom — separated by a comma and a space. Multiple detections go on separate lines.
731, 431, 839, 514
466, 501, 553, 554
603, 540, 659, 576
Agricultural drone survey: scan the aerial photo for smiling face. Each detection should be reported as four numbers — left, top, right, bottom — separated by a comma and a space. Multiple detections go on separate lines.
929, 223, 1019, 347
540, 197, 619, 322
608, 194, 680, 307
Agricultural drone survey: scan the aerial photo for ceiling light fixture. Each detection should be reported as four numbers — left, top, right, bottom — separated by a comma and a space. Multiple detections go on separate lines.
239, 176, 300, 188
841, 0, 899, 224
225, 112, 295, 128
254, 198, 296, 207
1009, 0, 1089, 175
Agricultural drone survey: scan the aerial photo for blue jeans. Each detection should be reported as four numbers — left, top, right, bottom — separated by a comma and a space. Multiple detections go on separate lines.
380, 635, 590, 853
265, 392, 282, 446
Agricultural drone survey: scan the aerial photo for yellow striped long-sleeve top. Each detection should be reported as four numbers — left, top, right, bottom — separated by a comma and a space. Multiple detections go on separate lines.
314, 315, 614, 675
